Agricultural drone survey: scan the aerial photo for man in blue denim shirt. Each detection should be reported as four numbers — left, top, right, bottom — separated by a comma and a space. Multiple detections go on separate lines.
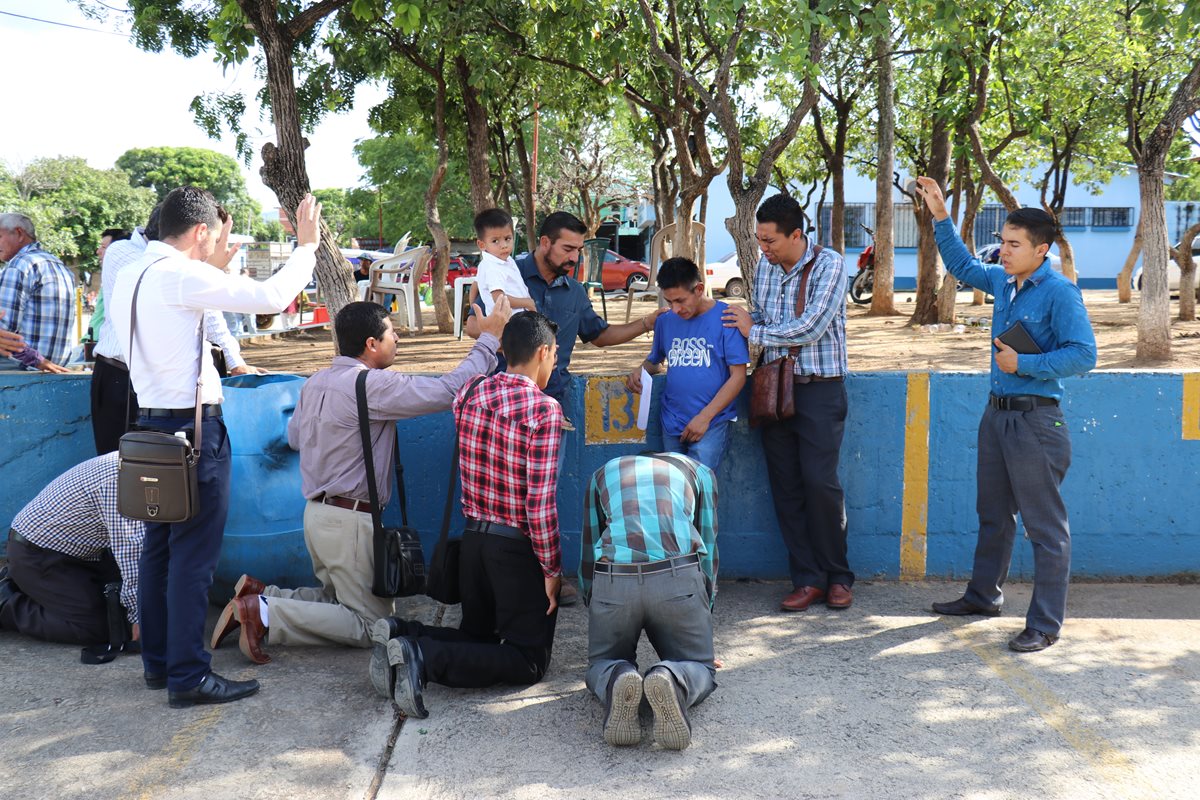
916, 177, 1097, 653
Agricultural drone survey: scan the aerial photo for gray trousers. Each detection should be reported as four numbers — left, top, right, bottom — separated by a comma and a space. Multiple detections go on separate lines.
964, 404, 1072, 636
586, 562, 716, 709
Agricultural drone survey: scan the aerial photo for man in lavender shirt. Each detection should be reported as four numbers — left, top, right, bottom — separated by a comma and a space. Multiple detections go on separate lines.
211, 296, 511, 663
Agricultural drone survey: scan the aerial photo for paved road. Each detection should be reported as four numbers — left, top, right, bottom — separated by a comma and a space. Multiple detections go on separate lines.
2, 582, 1196, 800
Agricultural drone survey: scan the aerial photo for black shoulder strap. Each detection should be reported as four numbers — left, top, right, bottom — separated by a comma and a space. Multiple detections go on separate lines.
438, 376, 488, 546
355, 370, 385, 532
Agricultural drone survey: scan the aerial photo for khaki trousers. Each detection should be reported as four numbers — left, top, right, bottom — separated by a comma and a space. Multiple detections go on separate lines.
262, 500, 395, 648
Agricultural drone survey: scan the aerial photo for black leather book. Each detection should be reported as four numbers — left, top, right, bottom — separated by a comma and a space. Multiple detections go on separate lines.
996, 321, 1042, 354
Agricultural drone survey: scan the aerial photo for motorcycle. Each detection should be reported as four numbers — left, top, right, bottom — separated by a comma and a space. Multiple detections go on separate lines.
848, 223, 874, 305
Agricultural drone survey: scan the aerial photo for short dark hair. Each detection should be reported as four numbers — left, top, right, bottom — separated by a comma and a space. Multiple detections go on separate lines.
335, 301, 390, 357
1004, 208, 1057, 249
157, 186, 220, 240
100, 228, 131, 242
538, 211, 587, 242
216, 205, 230, 224
756, 194, 805, 236
656, 257, 702, 290
502, 311, 558, 367
474, 208, 513, 238
144, 203, 163, 241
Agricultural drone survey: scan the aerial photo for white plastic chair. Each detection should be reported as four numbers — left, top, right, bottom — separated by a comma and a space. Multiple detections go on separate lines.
366, 246, 432, 332
625, 221, 705, 322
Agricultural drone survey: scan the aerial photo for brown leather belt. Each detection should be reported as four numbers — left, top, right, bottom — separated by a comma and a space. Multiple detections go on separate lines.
319, 495, 372, 513
794, 374, 844, 384
594, 552, 700, 576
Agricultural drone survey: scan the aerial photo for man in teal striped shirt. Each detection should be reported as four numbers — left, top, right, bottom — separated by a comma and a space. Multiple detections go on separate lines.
580, 452, 719, 751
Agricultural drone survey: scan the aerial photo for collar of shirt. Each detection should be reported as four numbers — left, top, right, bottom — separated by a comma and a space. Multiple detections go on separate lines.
517, 251, 570, 289
1005, 259, 1054, 300
765, 231, 819, 282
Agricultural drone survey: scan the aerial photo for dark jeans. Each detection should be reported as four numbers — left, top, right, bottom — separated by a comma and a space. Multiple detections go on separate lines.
90, 358, 137, 455
760, 380, 853, 590
136, 415, 231, 692
965, 404, 1073, 636
393, 531, 557, 688
1, 534, 120, 644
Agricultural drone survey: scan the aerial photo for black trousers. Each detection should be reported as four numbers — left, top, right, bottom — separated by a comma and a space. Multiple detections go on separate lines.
89, 358, 137, 455
395, 531, 558, 688
1, 535, 121, 644
760, 380, 854, 590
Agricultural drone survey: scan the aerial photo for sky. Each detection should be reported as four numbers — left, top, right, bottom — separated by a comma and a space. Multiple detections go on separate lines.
0, 1, 386, 210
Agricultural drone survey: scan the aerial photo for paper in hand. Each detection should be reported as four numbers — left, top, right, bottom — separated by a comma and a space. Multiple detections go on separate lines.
636, 367, 653, 430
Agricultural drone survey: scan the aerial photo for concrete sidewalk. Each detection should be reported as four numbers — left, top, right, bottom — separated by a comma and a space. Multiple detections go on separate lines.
1, 581, 1196, 800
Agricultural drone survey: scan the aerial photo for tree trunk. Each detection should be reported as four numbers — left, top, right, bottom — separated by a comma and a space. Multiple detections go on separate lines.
868, 25, 898, 318
1056, 234, 1077, 283
1135, 164, 1171, 361
1174, 221, 1200, 321
249, 10, 355, 348
910, 116, 951, 326
1117, 214, 1143, 304
829, 158, 845, 255
425, 63, 453, 333
454, 55, 495, 213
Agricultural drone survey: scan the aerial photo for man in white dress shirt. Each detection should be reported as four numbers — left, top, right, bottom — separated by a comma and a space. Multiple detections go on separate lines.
108, 186, 323, 708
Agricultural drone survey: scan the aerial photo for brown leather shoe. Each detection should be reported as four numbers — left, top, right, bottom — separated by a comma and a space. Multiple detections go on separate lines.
826, 583, 854, 609
781, 586, 825, 612
234, 574, 266, 598
233, 595, 271, 664
211, 598, 240, 650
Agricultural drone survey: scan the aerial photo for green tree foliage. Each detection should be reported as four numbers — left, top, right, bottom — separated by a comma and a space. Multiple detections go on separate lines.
116, 146, 263, 233
0, 158, 156, 270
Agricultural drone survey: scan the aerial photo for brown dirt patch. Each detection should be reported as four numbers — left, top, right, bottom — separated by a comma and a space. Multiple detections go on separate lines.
238, 290, 1200, 376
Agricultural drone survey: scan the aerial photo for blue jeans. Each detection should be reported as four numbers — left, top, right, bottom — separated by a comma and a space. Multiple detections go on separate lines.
663, 419, 731, 472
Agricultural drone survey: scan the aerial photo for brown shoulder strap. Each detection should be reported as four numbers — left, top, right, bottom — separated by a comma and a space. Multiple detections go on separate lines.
788, 243, 822, 356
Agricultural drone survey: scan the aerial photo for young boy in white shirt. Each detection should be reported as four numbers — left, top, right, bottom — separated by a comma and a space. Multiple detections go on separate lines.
473, 208, 536, 316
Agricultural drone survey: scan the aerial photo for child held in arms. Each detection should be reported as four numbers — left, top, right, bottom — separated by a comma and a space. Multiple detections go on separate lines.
626, 257, 749, 471
474, 208, 535, 316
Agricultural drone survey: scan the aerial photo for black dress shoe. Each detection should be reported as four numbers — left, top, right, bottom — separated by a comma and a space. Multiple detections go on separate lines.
932, 596, 1001, 617
168, 671, 260, 708
144, 672, 167, 690
386, 637, 428, 719
1009, 627, 1058, 652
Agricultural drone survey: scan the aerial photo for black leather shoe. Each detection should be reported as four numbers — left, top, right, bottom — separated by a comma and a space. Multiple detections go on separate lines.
144, 672, 167, 690
1008, 627, 1058, 652
168, 671, 260, 708
386, 636, 428, 719
932, 596, 1001, 617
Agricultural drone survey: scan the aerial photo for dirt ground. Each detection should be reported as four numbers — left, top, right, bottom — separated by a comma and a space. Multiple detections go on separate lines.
239, 290, 1200, 376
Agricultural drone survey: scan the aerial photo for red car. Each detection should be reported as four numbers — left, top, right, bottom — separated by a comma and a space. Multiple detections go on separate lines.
588, 249, 650, 291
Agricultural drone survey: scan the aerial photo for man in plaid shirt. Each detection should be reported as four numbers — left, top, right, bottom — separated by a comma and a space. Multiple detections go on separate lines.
371, 312, 564, 719
0, 213, 76, 369
723, 193, 855, 613
0, 453, 145, 644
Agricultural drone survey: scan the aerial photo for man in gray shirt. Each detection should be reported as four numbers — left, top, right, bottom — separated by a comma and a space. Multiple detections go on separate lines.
211, 297, 510, 663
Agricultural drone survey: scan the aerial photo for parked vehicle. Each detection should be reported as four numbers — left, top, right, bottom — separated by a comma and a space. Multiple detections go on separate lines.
598, 249, 651, 291
705, 252, 747, 298
1133, 242, 1199, 296
848, 225, 875, 304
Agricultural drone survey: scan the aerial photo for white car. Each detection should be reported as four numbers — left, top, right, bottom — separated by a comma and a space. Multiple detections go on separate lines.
704, 252, 747, 298
1133, 243, 1199, 294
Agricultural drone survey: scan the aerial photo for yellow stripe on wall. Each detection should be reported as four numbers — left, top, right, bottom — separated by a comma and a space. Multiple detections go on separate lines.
900, 372, 930, 580
1183, 373, 1200, 441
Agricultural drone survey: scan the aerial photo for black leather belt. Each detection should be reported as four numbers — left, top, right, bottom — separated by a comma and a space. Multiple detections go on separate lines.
139, 405, 223, 418
8, 528, 38, 549
795, 374, 844, 384
594, 552, 700, 576
94, 354, 128, 371
464, 519, 526, 540
319, 495, 371, 513
989, 394, 1058, 412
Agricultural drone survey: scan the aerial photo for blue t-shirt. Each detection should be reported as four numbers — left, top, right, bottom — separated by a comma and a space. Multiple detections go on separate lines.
648, 300, 750, 436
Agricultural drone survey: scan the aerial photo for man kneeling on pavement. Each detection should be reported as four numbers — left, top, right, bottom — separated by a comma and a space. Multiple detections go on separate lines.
369, 311, 565, 718
581, 452, 719, 751
210, 298, 508, 663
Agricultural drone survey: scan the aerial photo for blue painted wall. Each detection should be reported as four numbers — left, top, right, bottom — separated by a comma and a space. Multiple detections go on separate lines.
3, 371, 1197, 582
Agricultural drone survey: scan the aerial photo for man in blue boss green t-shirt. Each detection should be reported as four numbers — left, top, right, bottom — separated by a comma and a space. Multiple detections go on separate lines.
626, 258, 749, 471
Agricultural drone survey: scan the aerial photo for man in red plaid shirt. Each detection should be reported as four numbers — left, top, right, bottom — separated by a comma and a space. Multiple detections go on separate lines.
369, 312, 564, 718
